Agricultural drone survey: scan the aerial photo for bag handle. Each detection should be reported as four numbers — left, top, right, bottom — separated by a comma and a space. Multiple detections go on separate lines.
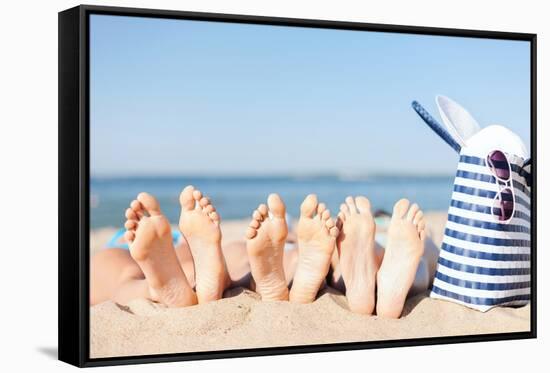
411, 100, 461, 153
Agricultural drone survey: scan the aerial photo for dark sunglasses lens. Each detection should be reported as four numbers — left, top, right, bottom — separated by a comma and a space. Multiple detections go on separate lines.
488, 150, 510, 180
493, 188, 514, 221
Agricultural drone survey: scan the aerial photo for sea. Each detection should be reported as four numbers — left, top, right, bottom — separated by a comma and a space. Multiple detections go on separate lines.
90, 175, 454, 229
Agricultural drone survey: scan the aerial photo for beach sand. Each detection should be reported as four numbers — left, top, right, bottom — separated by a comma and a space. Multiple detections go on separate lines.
89, 212, 530, 358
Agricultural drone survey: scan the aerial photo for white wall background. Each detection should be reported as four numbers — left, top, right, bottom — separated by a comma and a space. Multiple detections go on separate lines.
0, 0, 547, 371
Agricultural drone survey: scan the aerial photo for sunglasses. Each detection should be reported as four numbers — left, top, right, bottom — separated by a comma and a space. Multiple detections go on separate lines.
486, 150, 515, 222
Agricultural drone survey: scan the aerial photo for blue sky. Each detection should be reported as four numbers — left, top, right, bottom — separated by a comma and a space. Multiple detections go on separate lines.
90, 14, 530, 177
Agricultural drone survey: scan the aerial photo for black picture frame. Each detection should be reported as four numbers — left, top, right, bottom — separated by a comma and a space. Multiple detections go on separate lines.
58, 4, 537, 368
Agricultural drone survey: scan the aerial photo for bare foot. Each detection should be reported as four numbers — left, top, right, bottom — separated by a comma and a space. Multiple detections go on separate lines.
376, 199, 426, 318
124, 193, 197, 307
290, 194, 339, 303
178, 185, 230, 303
245, 194, 289, 301
336, 196, 378, 315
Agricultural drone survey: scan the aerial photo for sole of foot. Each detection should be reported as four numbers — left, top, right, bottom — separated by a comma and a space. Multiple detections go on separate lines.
178, 185, 230, 304
336, 196, 378, 315
289, 194, 339, 304
376, 198, 426, 318
245, 194, 290, 301
124, 192, 197, 307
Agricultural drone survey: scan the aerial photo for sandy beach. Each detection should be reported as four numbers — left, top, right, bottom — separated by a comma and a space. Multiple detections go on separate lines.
89, 212, 530, 358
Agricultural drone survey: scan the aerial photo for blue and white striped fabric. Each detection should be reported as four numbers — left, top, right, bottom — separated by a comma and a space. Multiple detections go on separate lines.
430, 148, 531, 312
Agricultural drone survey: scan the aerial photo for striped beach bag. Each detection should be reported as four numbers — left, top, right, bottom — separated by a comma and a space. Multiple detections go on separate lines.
412, 95, 532, 312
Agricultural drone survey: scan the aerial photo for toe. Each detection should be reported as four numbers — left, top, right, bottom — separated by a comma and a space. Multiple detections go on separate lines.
199, 196, 211, 208
130, 200, 144, 219
300, 194, 318, 218
130, 199, 142, 212
124, 220, 137, 230
325, 217, 335, 229
249, 219, 260, 229
345, 196, 357, 214
267, 193, 286, 218
253, 210, 264, 221
137, 192, 162, 216
124, 231, 135, 243
406, 203, 420, 222
246, 227, 257, 239
317, 202, 327, 216
417, 219, 426, 232
321, 209, 331, 221
392, 198, 410, 219
413, 210, 424, 225
179, 185, 196, 210
355, 196, 372, 214
125, 208, 137, 220
329, 226, 339, 238
337, 211, 346, 221
203, 204, 215, 214
192, 189, 203, 202
340, 203, 350, 217
209, 211, 220, 223
258, 203, 269, 219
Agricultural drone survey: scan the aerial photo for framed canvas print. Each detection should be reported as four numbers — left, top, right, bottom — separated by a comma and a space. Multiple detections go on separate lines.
58, 4, 537, 367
